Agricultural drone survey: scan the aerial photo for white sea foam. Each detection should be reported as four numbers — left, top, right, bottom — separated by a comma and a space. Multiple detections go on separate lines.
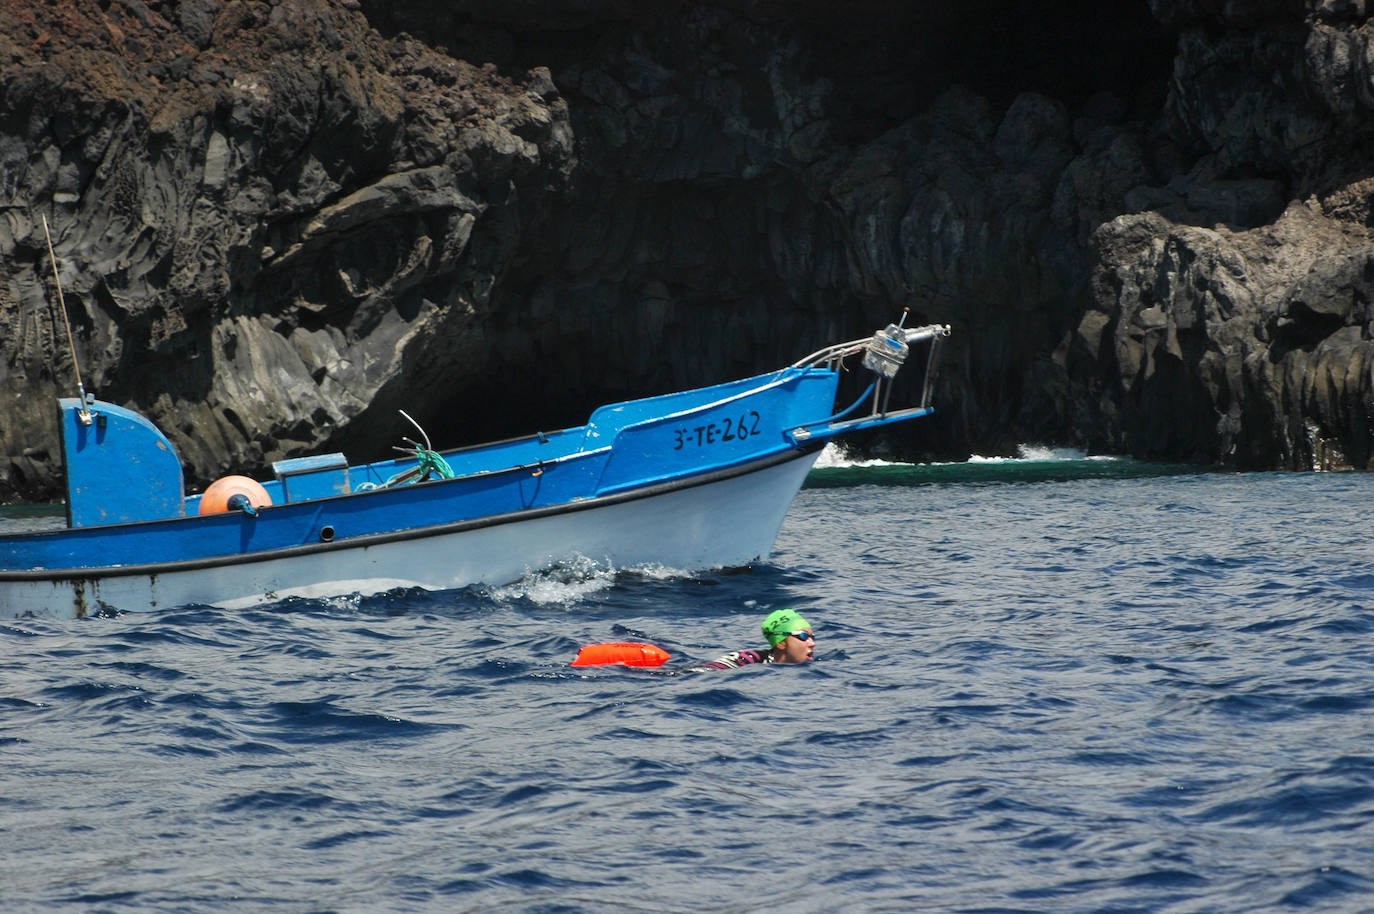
488, 555, 619, 604
967, 444, 1118, 463
812, 442, 904, 469
487, 556, 694, 605
815, 441, 1120, 468
321, 593, 363, 612
627, 562, 695, 581
1018, 444, 1087, 461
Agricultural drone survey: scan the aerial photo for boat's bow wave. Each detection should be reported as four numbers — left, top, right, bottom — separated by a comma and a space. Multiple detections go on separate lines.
231, 558, 732, 615
484, 556, 626, 605
484, 556, 715, 606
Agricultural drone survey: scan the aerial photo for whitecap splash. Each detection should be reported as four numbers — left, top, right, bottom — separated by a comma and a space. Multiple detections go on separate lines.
812, 442, 903, 469
1016, 444, 1088, 461
486, 556, 695, 605
967, 444, 1119, 463
487, 555, 619, 605
321, 593, 364, 612
815, 441, 1119, 468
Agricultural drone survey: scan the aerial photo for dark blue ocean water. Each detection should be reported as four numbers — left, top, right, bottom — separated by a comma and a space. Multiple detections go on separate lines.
4, 454, 1374, 912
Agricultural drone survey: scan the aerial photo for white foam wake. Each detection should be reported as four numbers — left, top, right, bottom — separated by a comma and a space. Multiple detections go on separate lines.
486, 556, 694, 605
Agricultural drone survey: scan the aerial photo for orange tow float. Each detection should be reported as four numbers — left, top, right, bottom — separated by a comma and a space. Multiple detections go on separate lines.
570, 642, 671, 668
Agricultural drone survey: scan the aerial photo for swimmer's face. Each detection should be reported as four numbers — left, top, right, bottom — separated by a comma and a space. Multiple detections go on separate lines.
777, 629, 814, 663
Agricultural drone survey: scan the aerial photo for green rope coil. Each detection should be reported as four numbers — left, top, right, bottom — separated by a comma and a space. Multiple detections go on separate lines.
374, 448, 455, 488
415, 448, 455, 480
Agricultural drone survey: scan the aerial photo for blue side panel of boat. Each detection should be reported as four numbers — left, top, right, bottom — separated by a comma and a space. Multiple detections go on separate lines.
593, 368, 839, 494
5, 446, 613, 571
585, 371, 800, 440
59, 398, 185, 529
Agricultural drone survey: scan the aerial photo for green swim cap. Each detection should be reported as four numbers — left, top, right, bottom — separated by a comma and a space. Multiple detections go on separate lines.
762, 608, 811, 647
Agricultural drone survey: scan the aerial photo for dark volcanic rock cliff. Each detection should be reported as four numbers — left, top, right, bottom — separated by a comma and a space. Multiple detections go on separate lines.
0, 0, 573, 498
3, 0, 1374, 502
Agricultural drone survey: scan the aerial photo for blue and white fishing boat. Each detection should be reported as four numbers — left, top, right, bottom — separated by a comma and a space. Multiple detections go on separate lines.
1, 317, 948, 619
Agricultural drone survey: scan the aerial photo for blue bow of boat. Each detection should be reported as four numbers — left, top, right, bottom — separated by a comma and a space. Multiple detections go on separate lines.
1, 322, 949, 618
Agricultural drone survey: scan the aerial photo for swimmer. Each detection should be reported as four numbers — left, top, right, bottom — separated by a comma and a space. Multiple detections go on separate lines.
682, 608, 816, 671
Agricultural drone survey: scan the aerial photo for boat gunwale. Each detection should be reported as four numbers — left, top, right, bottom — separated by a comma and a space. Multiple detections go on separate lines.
0, 442, 824, 582
7, 443, 616, 545
610, 368, 802, 427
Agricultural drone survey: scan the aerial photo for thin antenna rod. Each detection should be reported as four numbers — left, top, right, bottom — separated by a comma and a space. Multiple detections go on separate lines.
41, 214, 91, 423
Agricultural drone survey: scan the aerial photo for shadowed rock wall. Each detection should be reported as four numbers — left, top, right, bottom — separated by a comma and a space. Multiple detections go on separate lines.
358, 0, 1177, 459
3, 0, 1373, 504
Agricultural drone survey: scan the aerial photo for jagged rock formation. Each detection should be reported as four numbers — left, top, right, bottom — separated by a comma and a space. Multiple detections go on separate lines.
0, 0, 574, 499
3, 0, 1374, 503
1074, 0, 1374, 469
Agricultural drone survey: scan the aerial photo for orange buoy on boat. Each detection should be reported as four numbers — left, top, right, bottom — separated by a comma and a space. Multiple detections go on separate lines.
199, 475, 272, 515
571, 642, 671, 668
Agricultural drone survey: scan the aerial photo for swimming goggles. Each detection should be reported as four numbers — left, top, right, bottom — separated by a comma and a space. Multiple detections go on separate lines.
789, 630, 814, 642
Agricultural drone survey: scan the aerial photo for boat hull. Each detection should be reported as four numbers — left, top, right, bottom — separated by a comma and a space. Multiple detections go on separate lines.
3, 448, 821, 619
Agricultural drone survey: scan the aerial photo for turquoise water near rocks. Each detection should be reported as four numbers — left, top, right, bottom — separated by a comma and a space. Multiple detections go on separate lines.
4, 451, 1373, 911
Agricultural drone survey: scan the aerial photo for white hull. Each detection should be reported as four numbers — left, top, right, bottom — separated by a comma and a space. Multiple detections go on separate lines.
6, 450, 820, 619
